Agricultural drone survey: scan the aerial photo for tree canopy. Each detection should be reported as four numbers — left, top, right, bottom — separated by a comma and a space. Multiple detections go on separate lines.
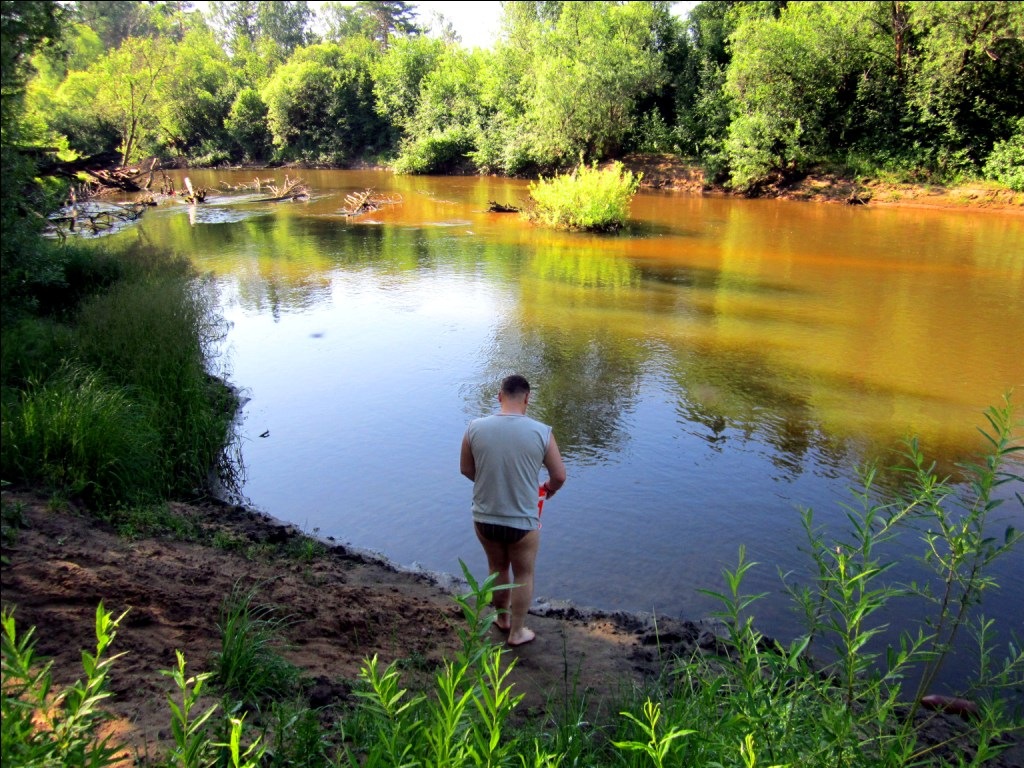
7, 0, 1024, 190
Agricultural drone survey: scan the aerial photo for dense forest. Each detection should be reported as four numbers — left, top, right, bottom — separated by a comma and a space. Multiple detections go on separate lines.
5, 1, 1023, 189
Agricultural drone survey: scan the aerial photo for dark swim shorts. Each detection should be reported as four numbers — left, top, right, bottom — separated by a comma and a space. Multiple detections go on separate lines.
475, 521, 531, 544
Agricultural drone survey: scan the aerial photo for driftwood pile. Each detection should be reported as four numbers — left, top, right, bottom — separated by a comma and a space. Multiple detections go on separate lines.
46, 201, 152, 238
253, 175, 310, 202
340, 189, 402, 217
220, 177, 276, 192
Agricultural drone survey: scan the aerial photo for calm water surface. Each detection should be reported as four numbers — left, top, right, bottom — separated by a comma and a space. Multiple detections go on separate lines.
117, 169, 1023, 692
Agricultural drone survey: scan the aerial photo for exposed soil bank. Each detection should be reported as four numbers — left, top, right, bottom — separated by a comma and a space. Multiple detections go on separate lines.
2, 489, 1020, 766
615, 153, 1023, 213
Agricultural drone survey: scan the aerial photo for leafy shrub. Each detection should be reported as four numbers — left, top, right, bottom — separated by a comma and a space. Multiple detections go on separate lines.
392, 125, 476, 175
630, 110, 677, 154
471, 114, 539, 176
526, 161, 641, 231
983, 119, 1024, 192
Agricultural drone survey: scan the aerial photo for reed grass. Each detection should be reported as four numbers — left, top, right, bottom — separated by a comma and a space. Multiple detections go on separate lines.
212, 581, 300, 710
1, 242, 237, 507
526, 160, 641, 231
1, 364, 163, 506
74, 268, 234, 497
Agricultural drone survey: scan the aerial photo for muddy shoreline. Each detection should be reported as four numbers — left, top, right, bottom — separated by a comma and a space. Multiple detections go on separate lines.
3, 487, 1020, 766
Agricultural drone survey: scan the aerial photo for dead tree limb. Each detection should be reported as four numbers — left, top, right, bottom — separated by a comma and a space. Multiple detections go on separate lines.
487, 201, 520, 213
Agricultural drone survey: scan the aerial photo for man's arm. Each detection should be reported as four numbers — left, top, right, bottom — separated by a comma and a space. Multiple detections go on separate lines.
542, 434, 566, 498
460, 433, 476, 481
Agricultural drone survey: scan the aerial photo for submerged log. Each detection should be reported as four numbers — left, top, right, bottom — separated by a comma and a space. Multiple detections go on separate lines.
919, 694, 980, 720
181, 176, 208, 203
846, 188, 871, 205
487, 201, 520, 213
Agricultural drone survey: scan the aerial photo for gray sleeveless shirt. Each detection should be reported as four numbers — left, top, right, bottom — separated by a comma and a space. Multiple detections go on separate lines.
465, 413, 552, 530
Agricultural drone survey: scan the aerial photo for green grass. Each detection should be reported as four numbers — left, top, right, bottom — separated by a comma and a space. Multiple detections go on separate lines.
212, 581, 300, 710
526, 160, 642, 232
1, 363, 163, 507
1, 242, 238, 509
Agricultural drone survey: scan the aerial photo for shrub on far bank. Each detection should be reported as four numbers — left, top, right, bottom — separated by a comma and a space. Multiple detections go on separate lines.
526, 161, 641, 232
984, 118, 1024, 193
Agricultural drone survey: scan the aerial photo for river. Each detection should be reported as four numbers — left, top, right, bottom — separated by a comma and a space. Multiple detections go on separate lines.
110, 168, 1023, 694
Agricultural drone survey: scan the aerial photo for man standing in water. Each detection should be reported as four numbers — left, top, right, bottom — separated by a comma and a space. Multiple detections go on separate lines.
460, 374, 567, 647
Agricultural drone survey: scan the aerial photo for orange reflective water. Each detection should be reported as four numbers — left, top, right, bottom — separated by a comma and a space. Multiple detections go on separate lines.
120, 169, 1022, 691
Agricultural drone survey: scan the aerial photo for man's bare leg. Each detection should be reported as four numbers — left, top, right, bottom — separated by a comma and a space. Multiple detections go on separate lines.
506, 530, 540, 646
475, 526, 512, 630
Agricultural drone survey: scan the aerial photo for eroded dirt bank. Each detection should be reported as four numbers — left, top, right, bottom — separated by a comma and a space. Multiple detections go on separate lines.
3, 489, 1020, 766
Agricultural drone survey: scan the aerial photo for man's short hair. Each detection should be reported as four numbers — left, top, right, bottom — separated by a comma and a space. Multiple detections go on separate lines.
501, 374, 531, 397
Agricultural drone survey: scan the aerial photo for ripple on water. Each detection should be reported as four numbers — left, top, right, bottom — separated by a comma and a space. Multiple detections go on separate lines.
184, 205, 271, 225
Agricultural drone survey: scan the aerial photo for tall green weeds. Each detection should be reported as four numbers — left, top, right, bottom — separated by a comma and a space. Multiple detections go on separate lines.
1, 604, 127, 766
527, 160, 641, 232
1, 242, 236, 506
341, 560, 533, 766
212, 581, 300, 709
74, 266, 234, 497
1, 364, 162, 506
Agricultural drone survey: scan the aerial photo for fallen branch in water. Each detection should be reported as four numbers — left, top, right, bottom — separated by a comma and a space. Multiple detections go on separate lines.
252, 175, 310, 202
340, 188, 402, 217
487, 200, 520, 213
220, 177, 276, 192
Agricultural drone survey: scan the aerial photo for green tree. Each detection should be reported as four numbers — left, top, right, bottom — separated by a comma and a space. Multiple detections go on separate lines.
93, 36, 172, 165
723, 2, 872, 189
370, 34, 446, 134
320, 1, 422, 49
211, 0, 311, 58
74, 0, 171, 49
225, 86, 271, 161
668, 1, 739, 171
490, 1, 668, 170
1, 0, 69, 314
392, 45, 489, 173
261, 39, 385, 165
44, 67, 119, 158
906, 1, 1024, 175
155, 27, 233, 159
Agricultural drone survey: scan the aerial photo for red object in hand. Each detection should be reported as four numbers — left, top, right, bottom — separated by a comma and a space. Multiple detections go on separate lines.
538, 484, 547, 514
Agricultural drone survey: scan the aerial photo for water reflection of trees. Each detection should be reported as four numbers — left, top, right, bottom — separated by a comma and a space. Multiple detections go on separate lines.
483, 326, 646, 464
664, 347, 855, 481
468, 239, 864, 476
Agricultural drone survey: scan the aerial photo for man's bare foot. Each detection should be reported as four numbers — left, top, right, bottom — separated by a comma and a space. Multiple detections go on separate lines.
493, 613, 511, 632
507, 628, 535, 647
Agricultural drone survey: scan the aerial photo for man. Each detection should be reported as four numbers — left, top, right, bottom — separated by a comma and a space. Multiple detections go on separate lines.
460, 374, 566, 647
